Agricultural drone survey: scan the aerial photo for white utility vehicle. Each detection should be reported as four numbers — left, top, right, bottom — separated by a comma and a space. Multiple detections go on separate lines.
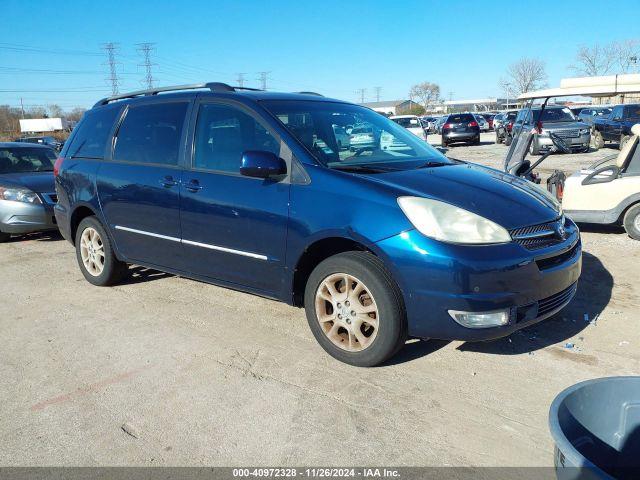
504, 74, 640, 240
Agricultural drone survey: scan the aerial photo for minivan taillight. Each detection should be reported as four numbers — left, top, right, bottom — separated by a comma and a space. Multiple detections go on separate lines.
54, 157, 64, 177
536, 121, 543, 134
468, 121, 478, 127
443, 123, 452, 130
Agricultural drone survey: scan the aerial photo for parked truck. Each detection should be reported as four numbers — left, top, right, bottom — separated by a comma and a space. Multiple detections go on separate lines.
592, 103, 640, 150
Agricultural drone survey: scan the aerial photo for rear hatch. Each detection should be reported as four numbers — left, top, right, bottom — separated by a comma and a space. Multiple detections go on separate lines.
444, 113, 476, 132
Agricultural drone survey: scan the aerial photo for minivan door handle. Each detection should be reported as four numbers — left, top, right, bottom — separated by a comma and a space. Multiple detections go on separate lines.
183, 180, 203, 192
160, 176, 179, 188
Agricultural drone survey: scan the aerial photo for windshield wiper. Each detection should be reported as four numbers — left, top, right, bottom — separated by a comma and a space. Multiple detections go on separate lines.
415, 161, 452, 169
329, 164, 401, 173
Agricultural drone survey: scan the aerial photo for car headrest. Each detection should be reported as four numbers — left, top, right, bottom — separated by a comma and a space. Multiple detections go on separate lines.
617, 134, 639, 168
631, 123, 640, 136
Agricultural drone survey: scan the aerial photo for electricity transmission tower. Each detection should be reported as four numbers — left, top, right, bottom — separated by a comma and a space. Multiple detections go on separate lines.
374, 86, 382, 102
257, 71, 270, 90
356, 88, 367, 103
137, 42, 156, 90
103, 42, 120, 95
236, 73, 246, 88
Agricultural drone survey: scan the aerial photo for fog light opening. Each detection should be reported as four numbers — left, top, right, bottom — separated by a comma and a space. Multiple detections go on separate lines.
448, 308, 510, 329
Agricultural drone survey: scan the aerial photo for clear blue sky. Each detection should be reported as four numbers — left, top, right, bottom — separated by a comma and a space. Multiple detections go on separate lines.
2, 0, 639, 110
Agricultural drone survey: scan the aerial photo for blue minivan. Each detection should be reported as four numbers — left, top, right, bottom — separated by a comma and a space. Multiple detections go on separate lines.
54, 83, 582, 366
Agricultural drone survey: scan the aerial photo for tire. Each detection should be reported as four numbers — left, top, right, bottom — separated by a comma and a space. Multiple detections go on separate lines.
495, 133, 501, 144
620, 135, 630, 151
304, 251, 407, 367
529, 142, 539, 156
473, 136, 480, 145
504, 134, 512, 146
591, 130, 604, 150
623, 203, 640, 241
0, 231, 10, 243
75, 216, 128, 286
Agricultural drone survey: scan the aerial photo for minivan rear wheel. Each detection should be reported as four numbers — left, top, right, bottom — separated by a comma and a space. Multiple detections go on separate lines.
0, 231, 9, 243
623, 204, 640, 241
304, 251, 407, 367
75, 216, 128, 286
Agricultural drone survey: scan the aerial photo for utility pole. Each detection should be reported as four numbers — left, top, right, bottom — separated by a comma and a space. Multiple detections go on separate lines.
374, 86, 382, 102
356, 88, 366, 103
236, 73, 246, 88
103, 42, 120, 95
137, 42, 156, 90
257, 71, 270, 90
20, 97, 25, 118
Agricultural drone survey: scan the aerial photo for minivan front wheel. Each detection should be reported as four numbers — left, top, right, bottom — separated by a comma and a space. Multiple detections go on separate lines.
304, 251, 407, 367
75, 216, 128, 286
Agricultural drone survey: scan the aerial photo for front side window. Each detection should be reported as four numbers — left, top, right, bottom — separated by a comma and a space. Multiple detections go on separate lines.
114, 102, 188, 165
193, 103, 280, 173
262, 100, 450, 171
625, 105, 640, 120
0, 147, 56, 174
66, 106, 120, 159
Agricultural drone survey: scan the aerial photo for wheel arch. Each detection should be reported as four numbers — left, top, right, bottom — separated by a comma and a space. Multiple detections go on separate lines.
69, 203, 100, 245
291, 236, 384, 307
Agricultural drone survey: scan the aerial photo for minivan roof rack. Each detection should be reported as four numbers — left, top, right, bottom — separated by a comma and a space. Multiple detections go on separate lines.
297, 91, 324, 96
93, 82, 263, 107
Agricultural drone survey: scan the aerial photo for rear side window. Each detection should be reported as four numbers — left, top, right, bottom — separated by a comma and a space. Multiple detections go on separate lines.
66, 106, 120, 159
114, 102, 188, 166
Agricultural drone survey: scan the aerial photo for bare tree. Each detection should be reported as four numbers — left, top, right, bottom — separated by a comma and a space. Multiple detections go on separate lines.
612, 39, 640, 73
65, 107, 86, 123
570, 44, 616, 76
47, 104, 64, 118
409, 82, 440, 111
503, 58, 547, 95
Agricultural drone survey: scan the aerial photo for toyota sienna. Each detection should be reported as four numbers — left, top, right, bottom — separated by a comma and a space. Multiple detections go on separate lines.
54, 83, 582, 366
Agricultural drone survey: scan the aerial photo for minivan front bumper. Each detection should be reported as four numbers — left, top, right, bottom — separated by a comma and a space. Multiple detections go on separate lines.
375, 219, 582, 341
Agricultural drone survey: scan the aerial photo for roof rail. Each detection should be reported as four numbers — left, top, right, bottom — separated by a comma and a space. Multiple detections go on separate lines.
297, 91, 324, 97
93, 82, 263, 107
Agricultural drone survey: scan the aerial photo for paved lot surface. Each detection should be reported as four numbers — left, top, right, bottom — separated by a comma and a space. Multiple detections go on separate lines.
1, 133, 638, 466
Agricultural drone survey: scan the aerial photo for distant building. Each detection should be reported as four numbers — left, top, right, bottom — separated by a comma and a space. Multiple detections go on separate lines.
443, 98, 523, 112
360, 100, 420, 116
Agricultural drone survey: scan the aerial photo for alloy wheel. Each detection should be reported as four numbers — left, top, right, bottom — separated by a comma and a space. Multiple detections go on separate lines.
80, 227, 105, 276
315, 273, 379, 352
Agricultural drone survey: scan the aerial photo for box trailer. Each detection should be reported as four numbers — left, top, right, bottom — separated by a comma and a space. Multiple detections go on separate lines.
19, 117, 69, 133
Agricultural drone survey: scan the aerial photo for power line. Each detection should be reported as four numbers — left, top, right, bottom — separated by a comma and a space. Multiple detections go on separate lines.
103, 43, 120, 95
0, 42, 102, 56
137, 42, 156, 89
257, 71, 270, 90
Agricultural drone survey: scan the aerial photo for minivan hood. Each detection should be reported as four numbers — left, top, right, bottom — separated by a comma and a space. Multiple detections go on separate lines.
367, 163, 559, 230
0, 172, 55, 193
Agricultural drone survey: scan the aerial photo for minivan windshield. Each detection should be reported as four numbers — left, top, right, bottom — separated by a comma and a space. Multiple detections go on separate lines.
0, 147, 56, 174
391, 117, 420, 128
261, 100, 451, 171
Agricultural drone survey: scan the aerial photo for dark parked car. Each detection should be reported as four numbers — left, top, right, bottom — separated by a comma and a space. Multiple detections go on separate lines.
495, 111, 518, 144
592, 104, 640, 150
14, 135, 64, 151
440, 113, 480, 146
0, 143, 58, 242
577, 106, 612, 126
54, 82, 581, 366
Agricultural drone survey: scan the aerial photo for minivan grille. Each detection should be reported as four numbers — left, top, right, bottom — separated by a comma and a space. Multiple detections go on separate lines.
510, 218, 564, 250
537, 283, 578, 317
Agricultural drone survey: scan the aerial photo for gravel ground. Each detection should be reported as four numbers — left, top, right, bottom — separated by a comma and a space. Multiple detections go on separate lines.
0, 134, 638, 467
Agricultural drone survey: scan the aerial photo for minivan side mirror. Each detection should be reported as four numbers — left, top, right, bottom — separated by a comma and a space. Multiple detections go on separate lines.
240, 150, 287, 179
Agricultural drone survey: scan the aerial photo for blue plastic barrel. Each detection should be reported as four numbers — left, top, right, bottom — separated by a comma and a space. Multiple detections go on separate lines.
549, 376, 640, 480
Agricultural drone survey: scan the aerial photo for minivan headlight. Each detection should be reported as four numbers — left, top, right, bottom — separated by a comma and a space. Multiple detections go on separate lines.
0, 185, 41, 204
397, 197, 511, 244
